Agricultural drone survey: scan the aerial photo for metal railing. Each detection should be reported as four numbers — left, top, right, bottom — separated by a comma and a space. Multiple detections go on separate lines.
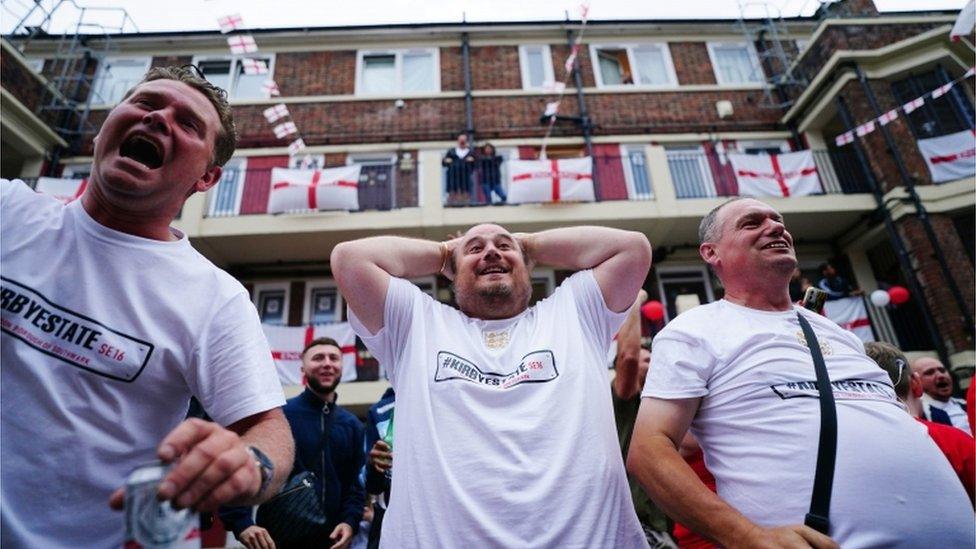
666, 149, 872, 199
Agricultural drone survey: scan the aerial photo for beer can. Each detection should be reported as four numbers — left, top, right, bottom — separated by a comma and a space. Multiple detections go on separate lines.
123, 461, 200, 549
801, 286, 828, 313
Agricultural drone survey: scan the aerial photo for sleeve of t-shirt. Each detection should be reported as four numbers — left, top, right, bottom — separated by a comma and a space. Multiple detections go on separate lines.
565, 270, 629, 353
1, 179, 58, 236
188, 291, 286, 426
348, 277, 419, 386
642, 329, 716, 400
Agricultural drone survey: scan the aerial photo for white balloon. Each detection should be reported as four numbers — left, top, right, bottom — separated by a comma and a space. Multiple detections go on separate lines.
870, 289, 891, 307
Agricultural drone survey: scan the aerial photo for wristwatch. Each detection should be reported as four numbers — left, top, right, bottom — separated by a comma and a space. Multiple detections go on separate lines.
247, 445, 275, 497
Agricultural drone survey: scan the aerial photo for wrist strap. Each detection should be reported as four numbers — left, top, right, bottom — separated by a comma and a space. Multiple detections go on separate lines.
796, 312, 837, 536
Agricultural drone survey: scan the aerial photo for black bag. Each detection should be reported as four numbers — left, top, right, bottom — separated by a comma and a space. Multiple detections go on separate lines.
255, 470, 330, 546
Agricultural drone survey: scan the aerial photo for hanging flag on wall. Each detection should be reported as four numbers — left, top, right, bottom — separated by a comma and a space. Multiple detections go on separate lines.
916, 129, 976, 183
267, 165, 362, 213
728, 150, 822, 198
34, 177, 87, 203
507, 157, 594, 204
261, 323, 358, 385
823, 297, 874, 343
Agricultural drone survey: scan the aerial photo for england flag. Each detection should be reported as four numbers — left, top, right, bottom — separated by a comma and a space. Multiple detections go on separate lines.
268, 165, 362, 213
261, 323, 358, 385
728, 150, 822, 198
507, 157, 595, 204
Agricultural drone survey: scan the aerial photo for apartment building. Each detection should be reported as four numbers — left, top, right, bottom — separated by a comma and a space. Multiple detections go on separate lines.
2, 0, 973, 410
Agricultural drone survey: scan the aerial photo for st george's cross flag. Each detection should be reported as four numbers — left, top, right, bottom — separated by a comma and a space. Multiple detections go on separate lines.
227, 35, 258, 54
507, 157, 595, 204
216, 13, 244, 34
273, 121, 298, 139
824, 296, 874, 343
728, 150, 822, 198
261, 323, 358, 385
261, 79, 281, 97
268, 165, 362, 213
263, 103, 289, 124
241, 58, 269, 75
916, 129, 976, 183
951, 0, 975, 41
34, 177, 87, 203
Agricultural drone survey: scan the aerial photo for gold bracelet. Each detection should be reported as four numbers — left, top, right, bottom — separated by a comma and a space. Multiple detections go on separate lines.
439, 242, 451, 274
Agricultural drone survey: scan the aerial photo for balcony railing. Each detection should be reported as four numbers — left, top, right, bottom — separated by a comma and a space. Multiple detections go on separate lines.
205, 164, 416, 218
442, 152, 654, 207
665, 149, 872, 199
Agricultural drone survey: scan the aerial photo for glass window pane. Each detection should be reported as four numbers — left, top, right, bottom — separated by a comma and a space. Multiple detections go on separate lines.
402, 52, 435, 93
309, 288, 338, 324
597, 48, 629, 86
632, 47, 669, 85
714, 46, 760, 83
95, 59, 148, 104
362, 54, 396, 93
525, 48, 546, 88
232, 58, 270, 99
257, 290, 286, 325
198, 60, 232, 92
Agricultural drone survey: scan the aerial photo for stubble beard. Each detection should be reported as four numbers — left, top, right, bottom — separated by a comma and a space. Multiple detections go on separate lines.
307, 375, 339, 396
458, 278, 531, 320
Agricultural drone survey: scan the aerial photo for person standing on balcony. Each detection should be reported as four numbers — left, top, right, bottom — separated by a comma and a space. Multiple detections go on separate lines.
0, 66, 293, 548
816, 261, 862, 301
331, 223, 652, 548
442, 132, 475, 205
476, 143, 507, 205
627, 197, 973, 548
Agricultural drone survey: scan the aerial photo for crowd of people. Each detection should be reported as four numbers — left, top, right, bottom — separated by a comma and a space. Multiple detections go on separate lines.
1, 65, 973, 549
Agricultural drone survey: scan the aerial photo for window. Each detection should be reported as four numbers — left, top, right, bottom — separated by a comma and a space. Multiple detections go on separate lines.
590, 44, 676, 88
707, 43, 763, 85
665, 145, 717, 199
93, 57, 151, 105
61, 164, 91, 179
891, 69, 974, 139
254, 283, 289, 325
656, 267, 716, 322
348, 154, 397, 210
356, 49, 439, 95
519, 45, 555, 90
303, 282, 342, 324
289, 154, 326, 170
207, 158, 247, 217
622, 145, 653, 200
192, 55, 275, 100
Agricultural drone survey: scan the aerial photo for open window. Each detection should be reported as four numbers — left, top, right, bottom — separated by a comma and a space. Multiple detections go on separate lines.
591, 44, 676, 88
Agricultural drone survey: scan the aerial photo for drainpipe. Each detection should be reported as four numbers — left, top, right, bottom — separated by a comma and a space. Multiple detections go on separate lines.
836, 96, 949, 366
461, 32, 474, 143
853, 63, 974, 338
566, 28, 593, 160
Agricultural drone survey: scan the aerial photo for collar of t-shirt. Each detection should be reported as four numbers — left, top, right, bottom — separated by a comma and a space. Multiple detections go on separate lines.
68, 199, 189, 247
924, 394, 960, 411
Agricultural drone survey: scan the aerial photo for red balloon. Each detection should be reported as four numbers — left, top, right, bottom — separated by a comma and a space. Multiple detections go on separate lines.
641, 300, 665, 322
888, 286, 910, 305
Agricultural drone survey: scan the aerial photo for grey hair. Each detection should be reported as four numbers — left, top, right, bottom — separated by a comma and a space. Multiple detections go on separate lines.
698, 197, 747, 245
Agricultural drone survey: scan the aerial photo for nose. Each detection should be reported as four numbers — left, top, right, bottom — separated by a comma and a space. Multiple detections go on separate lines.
482, 242, 501, 260
142, 110, 170, 135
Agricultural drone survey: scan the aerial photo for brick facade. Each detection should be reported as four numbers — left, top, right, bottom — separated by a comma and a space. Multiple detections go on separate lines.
275, 51, 356, 96
2, 52, 47, 113
670, 42, 717, 85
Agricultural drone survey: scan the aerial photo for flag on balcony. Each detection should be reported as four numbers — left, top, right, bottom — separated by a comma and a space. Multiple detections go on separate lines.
951, 0, 975, 41
268, 165, 362, 213
273, 121, 298, 139
916, 129, 976, 183
507, 157, 594, 204
216, 13, 244, 34
261, 79, 280, 97
823, 296, 874, 343
227, 35, 258, 54
728, 150, 821, 198
261, 323, 358, 385
241, 58, 269, 75
34, 177, 87, 203
263, 103, 289, 124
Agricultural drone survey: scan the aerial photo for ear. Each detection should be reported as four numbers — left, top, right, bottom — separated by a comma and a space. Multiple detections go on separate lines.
699, 242, 720, 270
910, 373, 923, 398
193, 165, 223, 194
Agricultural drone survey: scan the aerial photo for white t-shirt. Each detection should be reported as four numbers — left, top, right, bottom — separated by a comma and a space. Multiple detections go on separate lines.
922, 394, 972, 432
0, 180, 285, 548
644, 300, 974, 548
350, 272, 647, 549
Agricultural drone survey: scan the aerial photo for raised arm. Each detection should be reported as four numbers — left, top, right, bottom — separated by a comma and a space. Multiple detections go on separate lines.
627, 398, 836, 549
520, 226, 651, 312
331, 236, 456, 334
612, 289, 648, 400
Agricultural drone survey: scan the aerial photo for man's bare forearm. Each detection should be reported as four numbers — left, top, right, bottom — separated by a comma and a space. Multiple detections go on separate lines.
232, 408, 295, 504
627, 434, 758, 547
521, 226, 648, 271
332, 236, 444, 279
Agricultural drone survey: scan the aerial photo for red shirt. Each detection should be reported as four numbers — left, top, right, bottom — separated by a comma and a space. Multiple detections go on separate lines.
673, 449, 718, 549
919, 418, 975, 504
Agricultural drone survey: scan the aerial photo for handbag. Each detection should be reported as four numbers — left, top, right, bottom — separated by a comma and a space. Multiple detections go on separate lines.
796, 312, 837, 536
255, 470, 331, 546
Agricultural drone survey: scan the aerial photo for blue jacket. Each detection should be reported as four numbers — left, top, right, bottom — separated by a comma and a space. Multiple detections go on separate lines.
364, 388, 395, 501
220, 389, 366, 537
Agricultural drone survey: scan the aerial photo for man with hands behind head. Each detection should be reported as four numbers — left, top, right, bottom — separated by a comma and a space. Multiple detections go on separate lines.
332, 224, 652, 548
1, 66, 292, 548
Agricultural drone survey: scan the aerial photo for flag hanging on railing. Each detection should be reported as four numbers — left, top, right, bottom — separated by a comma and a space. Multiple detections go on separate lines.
268, 165, 362, 213
261, 323, 357, 385
951, 0, 975, 41
916, 129, 976, 183
34, 177, 87, 203
823, 296, 874, 343
728, 150, 821, 198
507, 157, 594, 204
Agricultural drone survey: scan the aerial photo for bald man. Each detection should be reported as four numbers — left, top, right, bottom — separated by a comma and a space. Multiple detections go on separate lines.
332, 224, 651, 548
912, 357, 970, 432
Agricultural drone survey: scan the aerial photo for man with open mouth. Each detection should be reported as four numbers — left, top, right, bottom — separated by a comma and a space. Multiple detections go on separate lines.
332, 223, 652, 547
0, 66, 293, 548
912, 356, 971, 432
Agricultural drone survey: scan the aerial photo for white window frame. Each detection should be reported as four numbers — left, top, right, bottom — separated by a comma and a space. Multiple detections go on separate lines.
253, 282, 290, 326
92, 56, 151, 105
706, 42, 763, 86
655, 265, 716, 323
191, 54, 277, 99
303, 279, 343, 324
289, 154, 326, 170
622, 144, 654, 200
355, 48, 441, 96
589, 43, 678, 89
207, 157, 247, 217
518, 45, 555, 91
735, 139, 790, 153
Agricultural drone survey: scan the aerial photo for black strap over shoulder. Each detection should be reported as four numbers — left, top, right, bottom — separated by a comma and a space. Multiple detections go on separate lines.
796, 312, 837, 536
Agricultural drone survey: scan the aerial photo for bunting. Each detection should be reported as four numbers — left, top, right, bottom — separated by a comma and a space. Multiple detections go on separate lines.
540, 2, 591, 158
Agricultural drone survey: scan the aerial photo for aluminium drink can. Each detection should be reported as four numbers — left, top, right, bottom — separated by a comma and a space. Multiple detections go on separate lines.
123, 461, 200, 549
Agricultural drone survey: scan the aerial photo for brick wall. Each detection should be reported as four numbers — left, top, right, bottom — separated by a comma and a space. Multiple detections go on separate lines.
151, 56, 192, 69
2, 51, 47, 113
896, 214, 975, 353
470, 45, 522, 90
670, 42, 716, 85
441, 47, 465, 91
276, 51, 356, 96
